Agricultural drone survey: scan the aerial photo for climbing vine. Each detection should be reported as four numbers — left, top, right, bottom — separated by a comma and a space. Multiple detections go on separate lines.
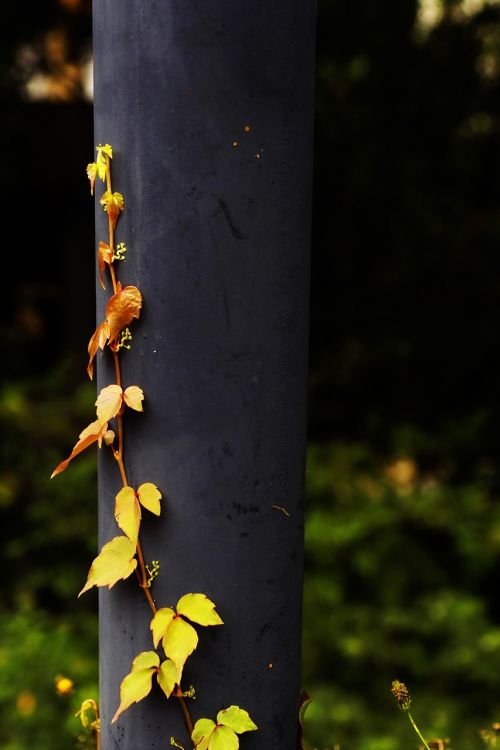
52, 144, 257, 750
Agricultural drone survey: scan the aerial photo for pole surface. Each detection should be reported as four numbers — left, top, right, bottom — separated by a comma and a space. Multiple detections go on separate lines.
94, 2, 315, 748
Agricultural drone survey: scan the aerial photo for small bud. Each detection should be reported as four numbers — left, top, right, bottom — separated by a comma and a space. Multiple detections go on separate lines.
104, 430, 115, 446
391, 680, 411, 711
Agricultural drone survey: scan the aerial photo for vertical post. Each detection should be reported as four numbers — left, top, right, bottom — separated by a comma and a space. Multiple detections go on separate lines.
94, 2, 315, 748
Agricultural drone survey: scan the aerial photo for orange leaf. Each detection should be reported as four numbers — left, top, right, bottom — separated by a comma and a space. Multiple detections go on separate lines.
86, 163, 97, 195
123, 386, 144, 412
86, 286, 142, 380
87, 321, 110, 380
96, 384, 123, 425
106, 286, 142, 345
51, 420, 108, 479
97, 242, 113, 290
100, 191, 125, 229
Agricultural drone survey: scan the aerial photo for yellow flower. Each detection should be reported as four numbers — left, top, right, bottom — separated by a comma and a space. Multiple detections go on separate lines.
55, 675, 74, 695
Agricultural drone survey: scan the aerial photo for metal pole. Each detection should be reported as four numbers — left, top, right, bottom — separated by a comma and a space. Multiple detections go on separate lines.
94, 2, 315, 747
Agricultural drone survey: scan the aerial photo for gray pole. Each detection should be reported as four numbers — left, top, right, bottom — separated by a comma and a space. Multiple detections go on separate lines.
94, 2, 315, 748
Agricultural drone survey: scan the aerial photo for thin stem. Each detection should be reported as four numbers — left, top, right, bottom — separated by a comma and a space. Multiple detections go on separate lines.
407, 712, 431, 750
103, 148, 195, 749
176, 691, 195, 739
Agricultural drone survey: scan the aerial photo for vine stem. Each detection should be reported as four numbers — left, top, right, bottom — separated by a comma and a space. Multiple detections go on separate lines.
103, 155, 195, 748
407, 712, 431, 750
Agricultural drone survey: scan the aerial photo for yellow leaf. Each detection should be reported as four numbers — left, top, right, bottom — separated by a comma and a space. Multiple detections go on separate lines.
79, 536, 137, 596
115, 487, 141, 546
51, 420, 108, 478
177, 594, 223, 627
163, 616, 198, 681
123, 385, 144, 412
192, 718, 217, 750
216, 706, 257, 734
137, 483, 162, 516
131, 651, 160, 672
96, 384, 123, 425
157, 659, 177, 699
209, 726, 239, 750
98, 143, 113, 159
100, 191, 125, 228
112, 667, 156, 724
150, 608, 175, 649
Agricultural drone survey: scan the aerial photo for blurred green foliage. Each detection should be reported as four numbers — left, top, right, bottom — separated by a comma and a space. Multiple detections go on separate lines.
303, 435, 500, 749
0, 367, 98, 749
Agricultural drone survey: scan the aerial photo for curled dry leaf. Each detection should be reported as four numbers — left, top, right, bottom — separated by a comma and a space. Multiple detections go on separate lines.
97, 242, 113, 289
51, 420, 108, 478
86, 163, 97, 195
79, 535, 137, 596
87, 285, 142, 379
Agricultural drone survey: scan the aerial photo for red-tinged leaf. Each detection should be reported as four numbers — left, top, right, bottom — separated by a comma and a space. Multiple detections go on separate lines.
123, 385, 144, 412
137, 483, 162, 515
51, 420, 108, 479
150, 607, 176, 649
97, 242, 113, 290
105, 286, 142, 345
162, 616, 198, 681
112, 667, 156, 723
177, 594, 223, 627
192, 718, 217, 750
79, 536, 137, 596
86, 163, 97, 195
157, 659, 177, 699
96, 384, 123, 425
87, 321, 110, 380
115, 486, 141, 546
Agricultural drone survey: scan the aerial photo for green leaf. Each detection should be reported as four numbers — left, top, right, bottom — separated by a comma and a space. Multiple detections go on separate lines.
209, 725, 239, 750
157, 659, 177, 698
163, 616, 198, 680
192, 718, 216, 750
79, 536, 137, 596
150, 607, 175, 649
115, 486, 141, 545
217, 706, 258, 734
177, 593, 223, 626
111, 667, 156, 723
131, 651, 160, 672
137, 483, 162, 515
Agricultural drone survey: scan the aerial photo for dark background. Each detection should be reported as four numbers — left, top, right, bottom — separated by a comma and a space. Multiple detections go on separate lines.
1, 0, 500, 748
